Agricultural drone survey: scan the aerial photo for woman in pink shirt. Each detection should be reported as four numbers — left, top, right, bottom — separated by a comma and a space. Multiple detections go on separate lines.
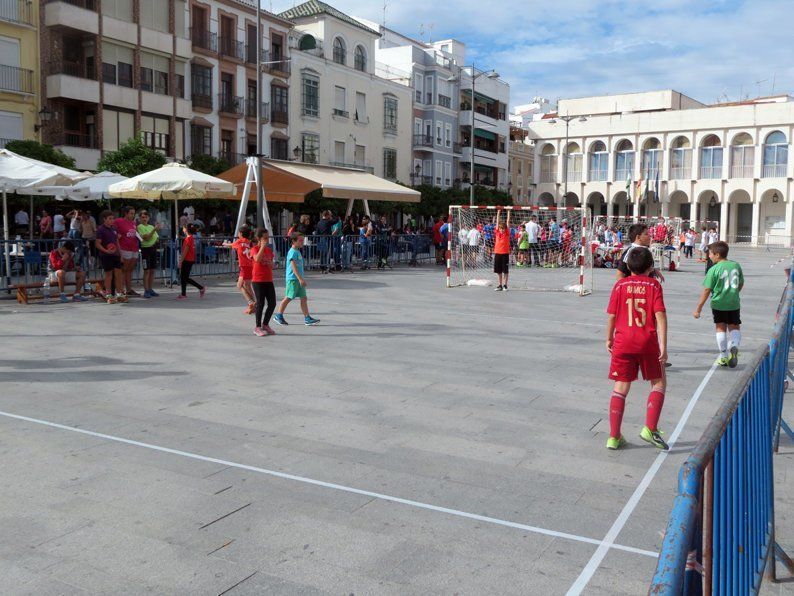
115, 206, 140, 296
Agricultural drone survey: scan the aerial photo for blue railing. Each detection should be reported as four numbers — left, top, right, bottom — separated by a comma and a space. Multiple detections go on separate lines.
650, 270, 794, 594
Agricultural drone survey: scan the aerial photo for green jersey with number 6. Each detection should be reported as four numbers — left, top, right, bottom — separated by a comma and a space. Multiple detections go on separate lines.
703, 260, 743, 311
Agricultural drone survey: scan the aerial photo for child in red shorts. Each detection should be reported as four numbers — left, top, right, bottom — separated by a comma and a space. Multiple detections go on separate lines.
605, 246, 669, 450
224, 225, 255, 314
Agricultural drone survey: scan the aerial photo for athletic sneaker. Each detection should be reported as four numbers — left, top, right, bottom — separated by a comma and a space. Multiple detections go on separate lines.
149, 289, 160, 297
640, 426, 669, 450
199, 288, 206, 298
728, 347, 739, 368
143, 289, 152, 298
304, 316, 320, 326
503, 285, 508, 291
606, 436, 626, 450
494, 285, 503, 291
59, 294, 69, 303
116, 293, 127, 303
106, 295, 118, 304
273, 313, 287, 325
262, 325, 276, 335
253, 326, 267, 337
126, 289, 140, 297
176, 295, 187, 301
717, 356, 730, 367
72, 294, 88, 302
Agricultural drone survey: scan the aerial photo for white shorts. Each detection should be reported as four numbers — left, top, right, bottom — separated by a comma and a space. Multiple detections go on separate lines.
120, 249, 139, 261
48, 271, 76, 284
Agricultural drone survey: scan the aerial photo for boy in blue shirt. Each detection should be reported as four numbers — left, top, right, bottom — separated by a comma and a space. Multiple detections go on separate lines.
273, 232, 320, 326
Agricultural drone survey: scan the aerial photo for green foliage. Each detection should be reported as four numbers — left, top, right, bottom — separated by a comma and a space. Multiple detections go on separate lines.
96, 137, 166, 177
5, 140, 76, 169
187, 153, 232, 176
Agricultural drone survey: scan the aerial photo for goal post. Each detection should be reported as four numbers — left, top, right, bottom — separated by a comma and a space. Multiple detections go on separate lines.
446, 205, 592, 295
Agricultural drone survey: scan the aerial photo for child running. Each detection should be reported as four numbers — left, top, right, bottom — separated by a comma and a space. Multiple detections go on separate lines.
605, 247, 669, 450
273, 231, 320, 326
250, 228, 276, 336
693, 241, 743, 367
224, 225, 256, 314
177, 223, 205, 300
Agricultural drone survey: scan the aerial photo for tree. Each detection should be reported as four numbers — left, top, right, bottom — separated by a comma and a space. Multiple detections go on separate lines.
96, 137, 166, 177
187, 153, 231, 176
5, 140, 76, 169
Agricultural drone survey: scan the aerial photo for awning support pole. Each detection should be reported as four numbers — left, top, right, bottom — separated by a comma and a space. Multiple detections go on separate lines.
252, 157, 273, 236
345, 198, 354, 218
234, 158, 255, 237
3, 189, 10, 291
363, 199, 371, 217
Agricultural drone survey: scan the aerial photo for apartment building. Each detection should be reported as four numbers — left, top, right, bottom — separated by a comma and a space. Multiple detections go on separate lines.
528, 90, 794, 244
186, 0, 292, 164
508, 126, 533, 205
278, 1, 412, 182
0, 0, 39, 147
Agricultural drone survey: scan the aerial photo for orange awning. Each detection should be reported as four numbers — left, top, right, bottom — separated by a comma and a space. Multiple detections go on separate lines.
217, 162, 319, 203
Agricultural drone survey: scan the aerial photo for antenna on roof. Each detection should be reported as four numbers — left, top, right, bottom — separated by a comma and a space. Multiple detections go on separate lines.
772, 73, 776, 94
418, 23, 425, 41
428, 22, 434, 43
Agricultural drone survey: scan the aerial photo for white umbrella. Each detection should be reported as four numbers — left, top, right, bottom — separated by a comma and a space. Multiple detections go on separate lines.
60, 171, 129, 201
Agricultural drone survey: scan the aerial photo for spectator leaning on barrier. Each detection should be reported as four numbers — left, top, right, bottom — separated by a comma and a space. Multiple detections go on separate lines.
115, 206, 140, 296
53, 210, 66, 238
48, 240, 88, 303
14, 207, 28, 235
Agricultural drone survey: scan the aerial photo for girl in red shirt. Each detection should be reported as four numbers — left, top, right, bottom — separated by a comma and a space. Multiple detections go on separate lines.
250, 228, 276, 336
177, 224, 205, 300
223, 225, 256, 314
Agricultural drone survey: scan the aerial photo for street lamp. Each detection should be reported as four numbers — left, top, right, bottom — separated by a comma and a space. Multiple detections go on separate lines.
549, 115, 587, 206
772, 192, 780, 203
448, 66, 499, 205
413, 163, 422, 185
34, 106, 53, 133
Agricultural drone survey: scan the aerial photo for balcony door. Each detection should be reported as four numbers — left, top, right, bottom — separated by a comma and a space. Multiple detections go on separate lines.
221, 73, 233, 100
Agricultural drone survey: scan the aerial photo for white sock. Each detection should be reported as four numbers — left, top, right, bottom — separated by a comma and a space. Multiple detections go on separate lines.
729, 329, 741, 350
716, 332, 728, 357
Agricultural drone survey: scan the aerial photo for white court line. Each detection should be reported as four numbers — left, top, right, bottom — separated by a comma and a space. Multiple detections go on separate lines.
566, 361, 718, 595
0, 409, 657, 559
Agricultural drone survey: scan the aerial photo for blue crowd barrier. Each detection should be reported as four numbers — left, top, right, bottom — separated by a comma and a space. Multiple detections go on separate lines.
650, 269, 794, 594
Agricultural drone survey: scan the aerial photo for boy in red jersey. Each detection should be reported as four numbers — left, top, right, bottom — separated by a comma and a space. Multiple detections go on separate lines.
224, 225, 256, 314
605, 247, 669, 450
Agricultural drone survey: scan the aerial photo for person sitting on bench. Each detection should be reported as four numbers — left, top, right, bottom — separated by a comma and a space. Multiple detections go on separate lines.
48, 241, 88, 303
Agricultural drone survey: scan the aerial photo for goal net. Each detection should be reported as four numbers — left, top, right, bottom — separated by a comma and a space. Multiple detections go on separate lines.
447, 206, 592, 295
589, 216, 684, 271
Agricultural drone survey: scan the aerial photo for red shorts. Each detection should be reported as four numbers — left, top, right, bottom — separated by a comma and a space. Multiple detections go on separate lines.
609, 349, 663, 382
239, 266, 253, 281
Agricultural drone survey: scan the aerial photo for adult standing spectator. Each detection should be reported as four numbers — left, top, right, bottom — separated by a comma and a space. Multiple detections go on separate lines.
183, 205, 195, 223
376, 215, 392, 270
341, 215, 357, 271
432, 216, 444, 264
525, 215, 541, 267
53, 210, 66, 238
330, 213, 342, 271
14, 207, 28, 236
223, 211, 233, 235
39, 209, 52, 239
315, 210, 334, 273
66, 209, 82, 240
81, 209, 97, 269
359, 215, 373, 269
115, 206, 140, 296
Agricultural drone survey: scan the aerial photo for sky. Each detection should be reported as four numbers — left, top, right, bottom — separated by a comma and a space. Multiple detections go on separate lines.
269, 0, 794, 110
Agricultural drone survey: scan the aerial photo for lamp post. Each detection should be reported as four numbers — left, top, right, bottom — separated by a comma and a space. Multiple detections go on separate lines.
549, 114, 587, 206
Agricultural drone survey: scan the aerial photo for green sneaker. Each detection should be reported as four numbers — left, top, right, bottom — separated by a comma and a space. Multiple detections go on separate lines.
640, 426, 669, 450
717, 356, 730, 367
606, 436, 627, 450
728, 347, 739, 368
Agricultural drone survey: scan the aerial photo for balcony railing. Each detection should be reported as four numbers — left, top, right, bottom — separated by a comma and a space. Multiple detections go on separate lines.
384, 120, 398, 133
332, 108, 349, 118
268, 58, 291, 76
53, 131, 98, 148
410, 175, 433, 185
59, 0, 97, 9
271, 109, 288, 125
48, 59, 95, 80
731, 164, 754, 178
0, 0, 34, 25
588, 169, 608, 182
218, 151, 246, 166
191, 92, 212, 109
245, 100, 269, 121
218, 93, 244, 116
218, 37, 244, 61
0, 64, 33, 94
700, 165, 722, 179
540, 172, 556, 183
614, 168, 632, 182
413, 134, 433, 147
763, 164, 786, 178
453, 142, 463, 154
437, 94, 451, 109
566, 169, 582, 183
670, 167, 691, 180
190, 28, 217, 53
329, 161, 374, 173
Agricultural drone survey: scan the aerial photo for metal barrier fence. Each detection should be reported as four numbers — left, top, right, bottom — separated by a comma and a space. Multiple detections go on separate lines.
650, 270, 794, 594
1, 234, 436, 293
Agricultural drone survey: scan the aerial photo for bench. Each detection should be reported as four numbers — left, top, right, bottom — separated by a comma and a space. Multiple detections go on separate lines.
14, 278, 103, 305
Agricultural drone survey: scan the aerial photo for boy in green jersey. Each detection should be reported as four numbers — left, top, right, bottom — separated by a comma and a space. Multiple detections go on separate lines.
693, 241, 744, 367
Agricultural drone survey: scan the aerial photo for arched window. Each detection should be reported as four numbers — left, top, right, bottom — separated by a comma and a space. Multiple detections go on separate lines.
614, 139, 634, 182
700, 134, 723, 179
589, 141, 608, 181
354, 45, 366, 72
540, 143, 557, 183
763, 131, 788, 178
332, 37, 346, 65
298, 34, 317, 51
641, 137, 661, 179
670, 136, 691, 180
730, 133, 754, 178
565, 142, 582, 183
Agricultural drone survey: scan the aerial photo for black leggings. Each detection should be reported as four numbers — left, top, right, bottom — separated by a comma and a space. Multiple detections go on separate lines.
252, 281, 276, 327
180, 261, 203, 295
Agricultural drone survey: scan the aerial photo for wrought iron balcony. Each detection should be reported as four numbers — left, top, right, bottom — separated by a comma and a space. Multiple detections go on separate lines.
0, 64, 33, 94
413, 134, 433, 147
218, 93, 244, 116
48, 58, 95, 80
190, 28, 217, 53
245, 100, 270, 122
0, 0, 34, 25
191, 92, 212, 110
218, 36, 244, 61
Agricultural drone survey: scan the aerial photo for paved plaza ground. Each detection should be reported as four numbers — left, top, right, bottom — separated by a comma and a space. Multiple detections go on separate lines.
0, 247, 792, 595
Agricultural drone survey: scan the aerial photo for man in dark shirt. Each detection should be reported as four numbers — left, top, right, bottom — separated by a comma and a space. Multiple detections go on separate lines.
616, 223, 666, 282
315, 210, 334, 273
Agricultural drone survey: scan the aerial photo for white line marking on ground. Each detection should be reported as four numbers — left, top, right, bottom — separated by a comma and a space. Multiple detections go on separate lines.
0, 409, 657, 559
566, 361, 718, 595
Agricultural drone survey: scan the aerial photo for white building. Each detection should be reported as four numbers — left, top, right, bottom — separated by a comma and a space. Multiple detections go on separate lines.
278, 1, 412, 182
528, 90, 794, 244
510, 97, 554, 128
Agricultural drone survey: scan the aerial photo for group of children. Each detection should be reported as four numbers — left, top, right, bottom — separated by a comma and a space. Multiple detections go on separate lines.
225, 225, 320, 336
603, 224, 744, 451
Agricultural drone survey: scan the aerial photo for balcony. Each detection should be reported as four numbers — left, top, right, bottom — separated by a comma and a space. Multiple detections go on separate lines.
588, 169, 608, 182
60, 0, 97, 8
219, 37, 244, 61
218, 93, 244, 116
268, 58, 291, 77
271, 109, 288, 125
332, 108, 349, 119
670, 166, 691, 180
0, 0, 34, 26
329, 161, 374, 174
540, 172, 556, 183
190, 28, 217, 53
0, 64, 34, 94
437, 94, 452, 109
384, 120, 398, 134
453, 142, 463, 154
700, 165, 722, 180
48, 58, 95, 80
245, 100, 270, 121
614, 168, 632, 182
45, 0, 99, 34
410, 175, 432, 186
731, 165, 753, 179
53, 131, 98, 148
413, 134, 433, 148
192, 92, 212, 110
763, 164, 786, 178
245, 45, 266, 65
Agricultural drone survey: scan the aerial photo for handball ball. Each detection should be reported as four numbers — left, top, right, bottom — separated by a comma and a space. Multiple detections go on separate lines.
106, 243, 116, 252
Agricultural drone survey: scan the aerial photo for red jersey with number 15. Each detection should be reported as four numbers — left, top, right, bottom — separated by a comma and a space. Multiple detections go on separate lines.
607, 275, 666, 354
